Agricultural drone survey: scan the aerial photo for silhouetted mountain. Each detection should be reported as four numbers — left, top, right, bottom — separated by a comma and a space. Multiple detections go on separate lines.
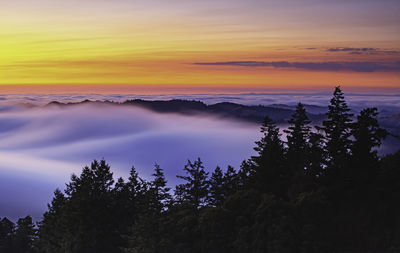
47, 99, 326, 123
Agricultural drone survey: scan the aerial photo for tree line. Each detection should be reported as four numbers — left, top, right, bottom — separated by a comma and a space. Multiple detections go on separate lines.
1, 87, 399, 252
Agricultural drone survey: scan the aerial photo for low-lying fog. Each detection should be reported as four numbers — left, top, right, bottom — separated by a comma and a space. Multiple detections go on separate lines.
0, 103, 261, 220
0, 92, 399, 220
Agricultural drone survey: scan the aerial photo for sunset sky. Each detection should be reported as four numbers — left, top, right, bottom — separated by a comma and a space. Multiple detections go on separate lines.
1, 0, 399, 93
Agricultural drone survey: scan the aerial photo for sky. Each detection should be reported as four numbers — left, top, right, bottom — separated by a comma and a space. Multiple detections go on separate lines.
1, 0, 399, 92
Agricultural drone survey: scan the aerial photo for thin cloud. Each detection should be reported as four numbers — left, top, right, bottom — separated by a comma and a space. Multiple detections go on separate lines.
326, 47, 400, 55
193, 61, 400, 72
327, 47, 377, 52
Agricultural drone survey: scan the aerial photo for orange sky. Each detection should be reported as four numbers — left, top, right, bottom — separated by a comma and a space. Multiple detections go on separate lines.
1, 0, 399, 93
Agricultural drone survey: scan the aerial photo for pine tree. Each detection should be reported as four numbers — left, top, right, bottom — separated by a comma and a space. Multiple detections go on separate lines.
37, 189, 67, 253
124, 165, 171, 253
150, 164, 171, 213
14, 216, 36, 253
0, 217, 15, 252
284, 103, 311, 171
307, 132, 326, 180
251, 116, 286, 195
63, 160, 121, 253
208, 166, 225, 207
237, 160, 255, 190
124, 165, 148, 224
127, 165, 148, 200
320, 86, 353, 181
350, 107, 387, 183
175, 158, 209, 210
112, 177, 133, 249
223, 166, 238, 197
284, 103, 313, 196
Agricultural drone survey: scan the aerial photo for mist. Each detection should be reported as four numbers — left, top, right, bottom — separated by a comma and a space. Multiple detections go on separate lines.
0, 92, 399, 220
0, 103, 260, 220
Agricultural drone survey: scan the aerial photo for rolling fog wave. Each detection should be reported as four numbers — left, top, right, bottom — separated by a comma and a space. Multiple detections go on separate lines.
1, 93, 399, 220
0, 103, 260, 220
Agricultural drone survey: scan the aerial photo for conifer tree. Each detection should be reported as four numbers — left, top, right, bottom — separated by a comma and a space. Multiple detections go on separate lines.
14, 216, 36, 253
209, 166, 225, 206
284, 103, 311, 171
0, 217, 15, 252
124, 165, 170, 253
37, 189, 67, 253
127, 166, 148, 200
63, 160, 121, 253
284, 103, 312, 196
320, 86, 353, 181
350, 107, 386, 182
223, 165, 238, 197
251, 116, 286, 195
119, 166, 150, 253
175, 158, 209, 210
237, 160, 254, 190
307, 132, 326, 179
150, 164, 171, 212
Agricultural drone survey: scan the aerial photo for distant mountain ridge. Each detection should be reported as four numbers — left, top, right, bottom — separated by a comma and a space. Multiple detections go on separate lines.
47, 99, 326, 123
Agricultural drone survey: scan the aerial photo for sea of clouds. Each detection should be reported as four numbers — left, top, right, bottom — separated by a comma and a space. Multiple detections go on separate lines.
0, 92, 399, 220
0, 101, 260, 220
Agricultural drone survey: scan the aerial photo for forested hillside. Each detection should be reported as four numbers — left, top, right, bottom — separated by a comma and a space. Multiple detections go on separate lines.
1, 87, 400, 253
47, 98, 324, 124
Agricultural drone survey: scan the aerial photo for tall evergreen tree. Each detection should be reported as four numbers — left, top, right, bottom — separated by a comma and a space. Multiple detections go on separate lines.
127, 166, 148, 200
0, 217, 15, 252
223, 166, 238, 197
37, 189, 67, 253
350, 107, 387, 183
123, 165, 148, 226
284, 102, 311, 170
208, 166, 225, 207
175, 158, 209, 210
63, 160, 121, 253
320, 86, 353, 181
124, 164, 171, 253
307, 132, 326, 180
120, 166, 151, 253
150, 164, 171, 212
284, 103, 312, 196
237, 160, 254, 190
251, 116, 286, 195
14, 216, 36, 253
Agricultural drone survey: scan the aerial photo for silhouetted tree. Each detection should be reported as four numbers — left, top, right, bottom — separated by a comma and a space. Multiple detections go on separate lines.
320, 86, 353, 183
251, 116, 286, 196
37, 189, 67, 253
237, 160, 254, 190
175, 158, 209, 211
350, 107, 387, 184
208, 167, 225, 207
14, 216, 36, 253
124, 164, 171, 253
223, 166, 239, 197
284, 103, 313, 196
284, 103, 311, 169
307, 132, 326, 180
150, 164, 171, 213
63, 160, 120, 253
0, 217, 15, 252
124, 165, 148, 226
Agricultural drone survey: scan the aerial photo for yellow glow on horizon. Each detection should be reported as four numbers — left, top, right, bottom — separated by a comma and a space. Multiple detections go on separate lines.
1, 0, 399, 92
